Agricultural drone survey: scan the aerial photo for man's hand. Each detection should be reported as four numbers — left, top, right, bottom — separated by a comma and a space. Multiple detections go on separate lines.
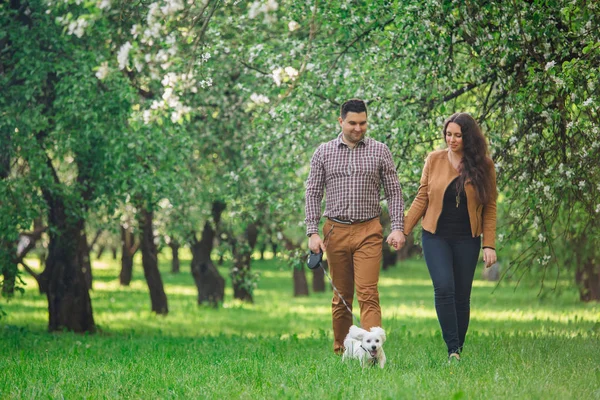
386, 230, 406, 251
309, 233, 326, 253
483, 248, 497, 268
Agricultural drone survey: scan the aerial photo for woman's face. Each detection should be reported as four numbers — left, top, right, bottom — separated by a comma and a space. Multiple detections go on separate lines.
445, 122, 463, 154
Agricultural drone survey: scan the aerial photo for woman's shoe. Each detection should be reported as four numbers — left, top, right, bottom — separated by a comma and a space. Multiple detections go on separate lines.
448, 352, 461, 364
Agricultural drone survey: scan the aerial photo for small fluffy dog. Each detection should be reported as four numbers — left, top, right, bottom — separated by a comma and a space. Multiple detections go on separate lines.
342, 325, 386, 368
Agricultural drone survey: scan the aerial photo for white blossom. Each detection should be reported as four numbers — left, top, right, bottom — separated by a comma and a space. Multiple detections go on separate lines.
131, 24, 140, 38
544, 61, 556, 71
199, 78, 212, 88
288, 20, 300, 32
583, 98, 593, 106
248, 1, 261, 18
250, 93, 270, 105
538, 234, 546, 243
162, 87, 174, 101
143, 110, 152, 124
284, 66, 299, 80
134, 59, 144, 73
248, 0, 278, 23
272, 67, 283, 86
553, 76, 565, 87
161, 0, 184, 15
543, 185, 552, 199
117, 41, 132, 70
67, 17, 88, 38
95, 62, 109, 80
265, 0, 278, 11
98, 0, 111, 9
161, 72, 178, 87
537, 255, 551, 265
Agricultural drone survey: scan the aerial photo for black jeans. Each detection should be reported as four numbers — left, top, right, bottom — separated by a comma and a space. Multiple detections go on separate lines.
422, 230, 481, 355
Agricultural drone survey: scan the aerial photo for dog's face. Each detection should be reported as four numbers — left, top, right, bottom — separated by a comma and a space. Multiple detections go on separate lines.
361, 328, 385, 358
349, 326, 386, 359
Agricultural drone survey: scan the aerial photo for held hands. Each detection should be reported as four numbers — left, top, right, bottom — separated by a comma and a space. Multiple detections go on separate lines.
386, 230, 406, 251
309, 234, 326, 254
483, 248, 497, 268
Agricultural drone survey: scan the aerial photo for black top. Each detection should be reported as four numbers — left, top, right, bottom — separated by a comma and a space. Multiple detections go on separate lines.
435, 178, 472, 237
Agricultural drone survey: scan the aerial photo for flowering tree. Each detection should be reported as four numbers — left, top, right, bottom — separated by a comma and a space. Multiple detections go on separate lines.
2, 0, 598, 333
236, 0, 600, 300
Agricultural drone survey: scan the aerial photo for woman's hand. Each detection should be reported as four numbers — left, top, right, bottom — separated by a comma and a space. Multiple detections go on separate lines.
483, 248, 497, 268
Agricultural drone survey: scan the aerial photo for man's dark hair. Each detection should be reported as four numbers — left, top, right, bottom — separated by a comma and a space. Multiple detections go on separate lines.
340, 99, 367, 120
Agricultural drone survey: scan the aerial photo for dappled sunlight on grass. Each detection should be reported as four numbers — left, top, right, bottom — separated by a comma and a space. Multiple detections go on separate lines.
91, 260, 112, 270
472, 308, 598, 324
3, 256, 598, 341
378, 277, 432, 287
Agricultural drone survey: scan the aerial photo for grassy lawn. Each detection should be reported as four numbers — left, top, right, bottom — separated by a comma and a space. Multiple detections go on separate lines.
1, 252, 599, 399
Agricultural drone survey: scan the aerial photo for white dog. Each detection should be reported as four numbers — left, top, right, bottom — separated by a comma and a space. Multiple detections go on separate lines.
342, 325, 386, 368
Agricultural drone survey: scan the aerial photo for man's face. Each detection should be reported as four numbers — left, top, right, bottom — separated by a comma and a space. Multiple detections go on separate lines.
338, 111, 368, 145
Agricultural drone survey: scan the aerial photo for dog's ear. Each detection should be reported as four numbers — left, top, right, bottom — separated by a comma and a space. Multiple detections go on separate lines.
370, 327, 386, 343
349, 325, 366, 340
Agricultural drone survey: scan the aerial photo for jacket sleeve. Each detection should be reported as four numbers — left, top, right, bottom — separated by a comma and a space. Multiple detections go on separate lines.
403, 154, 430, 236
482, 160, 497, 249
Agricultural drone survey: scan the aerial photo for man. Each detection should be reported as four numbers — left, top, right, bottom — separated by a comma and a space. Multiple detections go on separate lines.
305, 99, 405, 353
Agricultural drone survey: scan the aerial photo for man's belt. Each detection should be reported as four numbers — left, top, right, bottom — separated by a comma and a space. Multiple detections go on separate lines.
329, 216, 378, 225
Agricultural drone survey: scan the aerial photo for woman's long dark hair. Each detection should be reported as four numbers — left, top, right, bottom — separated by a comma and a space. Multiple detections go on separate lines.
443, 113, 497, 205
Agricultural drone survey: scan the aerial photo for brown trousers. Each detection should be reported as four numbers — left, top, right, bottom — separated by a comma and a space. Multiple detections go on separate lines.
324, 218, 383, 353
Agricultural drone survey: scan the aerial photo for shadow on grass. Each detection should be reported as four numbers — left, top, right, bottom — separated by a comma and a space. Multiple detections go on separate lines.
2, 256, 599, 342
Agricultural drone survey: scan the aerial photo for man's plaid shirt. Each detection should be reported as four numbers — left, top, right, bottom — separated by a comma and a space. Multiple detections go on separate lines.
305, 133, 404, 236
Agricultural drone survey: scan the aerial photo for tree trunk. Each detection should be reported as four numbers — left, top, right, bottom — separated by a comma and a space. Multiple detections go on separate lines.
259, 242, 266, 260
575, 260, 600, 302
1, 242, 16, 297
10, 222, 48, 294
381, 242, 396, 271
0, 125, 13, 297
138, 208, 168, 315
43, 196, 95, 333
78, 231, 93, 290
232, 223, 258, 303
293, 265, 309, 297
190, 201, 226, 307
191, 225, 225, 307
111, 246, 117, 260
397, 234, 421, 261
312, 259, 326, 292
96, 245, 105, 260
119, 225, 137, 286
170, 241, 180, 274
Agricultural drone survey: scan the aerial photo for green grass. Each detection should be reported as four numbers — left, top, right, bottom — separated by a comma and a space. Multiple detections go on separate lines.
1, 252, 599, 399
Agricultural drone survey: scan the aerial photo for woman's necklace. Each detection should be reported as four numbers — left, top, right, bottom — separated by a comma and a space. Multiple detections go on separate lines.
455, 184, 461, 208
449, 151, 463, 208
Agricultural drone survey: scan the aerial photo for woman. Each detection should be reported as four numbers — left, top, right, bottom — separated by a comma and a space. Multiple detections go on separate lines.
402, 113, 497, 362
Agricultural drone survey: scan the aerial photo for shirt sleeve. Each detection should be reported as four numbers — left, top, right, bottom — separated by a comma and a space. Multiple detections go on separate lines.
304, 145, 325, 236
381, 145, 404, 231
403, 153, 430, 235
